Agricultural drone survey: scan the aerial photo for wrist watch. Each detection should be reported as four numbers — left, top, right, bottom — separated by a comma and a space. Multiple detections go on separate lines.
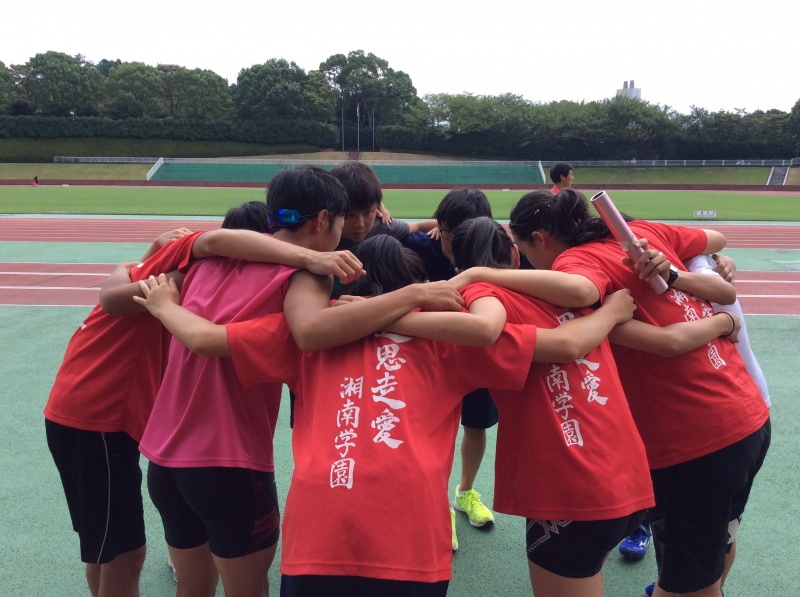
666, 265, 679, 288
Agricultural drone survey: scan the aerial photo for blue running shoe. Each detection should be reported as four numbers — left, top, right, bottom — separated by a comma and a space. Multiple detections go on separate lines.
619, 524, 651, 559
645, 583, 724, 596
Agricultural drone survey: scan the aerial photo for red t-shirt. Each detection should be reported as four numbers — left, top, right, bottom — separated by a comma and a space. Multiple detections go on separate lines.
462, 283, 653, 520
227, 313, 537, 582
553, 221, 769, 469
550, 185, 562, 194
44, 232, 205, 441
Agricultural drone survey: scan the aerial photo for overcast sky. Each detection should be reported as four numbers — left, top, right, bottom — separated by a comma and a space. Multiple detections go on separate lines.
3, 0, 798, 115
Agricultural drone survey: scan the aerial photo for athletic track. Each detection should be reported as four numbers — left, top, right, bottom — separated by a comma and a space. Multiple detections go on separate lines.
0, 217, 799, 315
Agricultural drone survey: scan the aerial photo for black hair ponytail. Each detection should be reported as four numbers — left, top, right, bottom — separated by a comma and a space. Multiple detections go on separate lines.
509, 189, 611, 247
451, 217, 515, 271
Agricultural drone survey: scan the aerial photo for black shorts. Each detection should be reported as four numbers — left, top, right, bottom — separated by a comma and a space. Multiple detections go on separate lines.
45, 419, 145, 564
280, 574, 449, 597
147, 462, 280, 558
650, 419, 771, 593
460, 388, 498, 429
526, 511, 645, 578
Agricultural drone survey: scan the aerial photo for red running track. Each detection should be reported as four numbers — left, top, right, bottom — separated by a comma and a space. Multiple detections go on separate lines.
2, 262, 799, 314
1, 217, 798, 312
0, 217, 800, 249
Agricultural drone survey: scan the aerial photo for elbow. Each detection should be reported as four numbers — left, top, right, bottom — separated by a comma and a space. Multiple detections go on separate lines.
560, 280, 600, 308
184, 333, 223, 357
555, 338, 591, 363
291, 324, 323, 352
99, 292, 133, 316
471, 323, 503, 347
715, 286, 736, 306
654, 342, 684, 358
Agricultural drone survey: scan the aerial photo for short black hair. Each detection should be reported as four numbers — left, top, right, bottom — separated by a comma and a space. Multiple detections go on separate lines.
343, 235, 422, 296
266, 165, 348, 231
330, 161, 383, 212
452, 217, 515, 271
222, 201, 270, 233
549, 162, 573, 184
432, 188, 493, 231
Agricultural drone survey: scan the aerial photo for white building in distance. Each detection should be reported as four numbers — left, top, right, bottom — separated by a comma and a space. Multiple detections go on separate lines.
616, 80, 641, 99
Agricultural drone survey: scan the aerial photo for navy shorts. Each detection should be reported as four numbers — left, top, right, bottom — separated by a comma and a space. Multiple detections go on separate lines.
281, 574, 449, 597
460, 388, 498, 429
45, 419, 146, 564
650, 419, 770, 593
526, 511, 645, 578
147, 462, 280, 558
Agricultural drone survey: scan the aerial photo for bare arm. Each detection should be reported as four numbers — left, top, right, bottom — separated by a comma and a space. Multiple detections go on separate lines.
140, 228, 193, 261
671, 270, 736, 305
283, 271, 465, 352
407, 219, 439, 234
384, 296, 507, 346
450, 267, 600, 308
100, 263, 185, 315
191, 229, 365, 284
608, 310, 739, 357
532, 290, 636, 362
702, 229, 727, 254
625, 239, 735, 304
132, 274, 231, 357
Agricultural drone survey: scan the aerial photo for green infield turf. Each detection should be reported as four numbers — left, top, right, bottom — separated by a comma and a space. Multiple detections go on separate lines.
2, 186, 798, 221
574, 167, 770, 185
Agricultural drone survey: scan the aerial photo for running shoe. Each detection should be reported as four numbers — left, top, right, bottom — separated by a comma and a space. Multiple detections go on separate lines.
451, 508, 459, 551
645, 583, 724, 596
619, 524, 651, 559
454, 485, 495, 527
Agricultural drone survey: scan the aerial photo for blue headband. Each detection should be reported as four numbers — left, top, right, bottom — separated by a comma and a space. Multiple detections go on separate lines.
267, 209, 320, 228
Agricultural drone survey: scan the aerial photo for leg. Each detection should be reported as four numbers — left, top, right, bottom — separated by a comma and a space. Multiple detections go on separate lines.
454, 389, 497, 527
720, 540, 735, 587
214, 543, 278, 597
46, 422, 146, 597
97, 545, 147, 597
459, 425, 486, 492
86, 564, 100, 597
169, 543, 218, 597
528, 561, 604, 597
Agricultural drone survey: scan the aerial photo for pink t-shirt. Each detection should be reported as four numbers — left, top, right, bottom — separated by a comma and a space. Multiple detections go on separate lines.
139, 257, 297, 471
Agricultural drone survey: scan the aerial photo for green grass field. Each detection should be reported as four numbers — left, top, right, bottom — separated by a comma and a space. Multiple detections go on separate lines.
1, 186, 799, 221
575, 167, 770, 185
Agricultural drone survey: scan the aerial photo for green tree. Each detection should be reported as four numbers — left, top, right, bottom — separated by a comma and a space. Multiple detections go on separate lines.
104, 62, 163, 118
303, 70, 337, 123
96, 58, 122, 77
13, 51, 103, 116
0, 61, 13, 113
234, 59, 307, 121
175, 68, 232, 119
320, 50, 420, 129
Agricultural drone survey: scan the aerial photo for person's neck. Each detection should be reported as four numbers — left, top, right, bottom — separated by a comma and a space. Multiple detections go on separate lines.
273, 229, 311, 249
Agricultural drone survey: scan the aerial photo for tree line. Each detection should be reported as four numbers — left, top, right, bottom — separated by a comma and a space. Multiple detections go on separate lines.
1, 50, 798, 160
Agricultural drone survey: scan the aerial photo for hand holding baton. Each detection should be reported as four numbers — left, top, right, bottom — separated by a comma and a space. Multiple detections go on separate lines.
590, 191, 668, 295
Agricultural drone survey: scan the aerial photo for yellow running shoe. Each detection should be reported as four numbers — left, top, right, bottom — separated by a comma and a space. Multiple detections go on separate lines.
454, 485, 495, 527
451, 508, 459, 551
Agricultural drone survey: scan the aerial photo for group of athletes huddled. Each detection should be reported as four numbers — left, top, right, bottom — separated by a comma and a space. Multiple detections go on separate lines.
45, 162, 770, 597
